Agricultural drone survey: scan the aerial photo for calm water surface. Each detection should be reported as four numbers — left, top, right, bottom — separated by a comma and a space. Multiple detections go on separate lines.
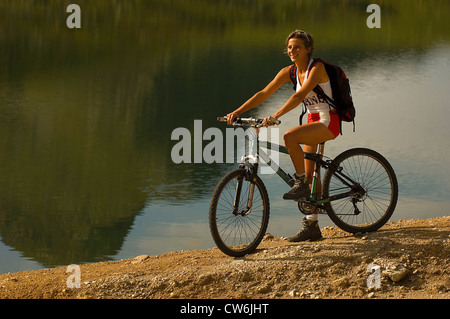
1, 1, 449, 274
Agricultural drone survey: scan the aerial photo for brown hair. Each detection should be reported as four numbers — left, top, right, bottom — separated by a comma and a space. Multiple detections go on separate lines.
285, 30, 314, 58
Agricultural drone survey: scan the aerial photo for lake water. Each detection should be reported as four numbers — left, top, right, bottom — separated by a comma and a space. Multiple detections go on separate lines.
1, 1, 449, 274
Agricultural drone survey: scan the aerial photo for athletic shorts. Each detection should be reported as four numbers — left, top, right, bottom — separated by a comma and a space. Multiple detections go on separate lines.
307, 111, 340, 138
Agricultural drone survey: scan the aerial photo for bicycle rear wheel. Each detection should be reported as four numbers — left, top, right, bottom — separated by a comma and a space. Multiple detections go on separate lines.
209, 169, 270, 257
322, 148, 398, 233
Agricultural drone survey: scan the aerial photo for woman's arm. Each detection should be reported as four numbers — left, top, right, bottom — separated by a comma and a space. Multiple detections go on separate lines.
226, 66, 291, 124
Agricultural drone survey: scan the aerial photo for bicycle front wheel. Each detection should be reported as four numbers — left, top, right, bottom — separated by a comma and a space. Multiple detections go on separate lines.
322, 148, 398, 233
209, 169, 270, 257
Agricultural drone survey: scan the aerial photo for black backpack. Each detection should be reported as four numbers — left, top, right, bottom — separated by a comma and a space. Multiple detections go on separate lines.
289, 58, 355, 134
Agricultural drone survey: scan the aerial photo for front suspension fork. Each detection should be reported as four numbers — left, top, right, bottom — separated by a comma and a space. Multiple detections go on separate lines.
233, 176, 256, 216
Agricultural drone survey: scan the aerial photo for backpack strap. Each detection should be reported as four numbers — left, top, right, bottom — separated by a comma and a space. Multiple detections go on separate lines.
289, 64, 305, 125
309, 58, 336, 108
298, 103, 307, 126
289, 64, 297, 90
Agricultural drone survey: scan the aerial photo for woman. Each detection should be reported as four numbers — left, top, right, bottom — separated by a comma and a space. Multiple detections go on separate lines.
226, 30, 340, 242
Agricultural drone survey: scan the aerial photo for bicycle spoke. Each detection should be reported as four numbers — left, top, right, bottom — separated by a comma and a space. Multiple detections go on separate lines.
323, 148, 398, 233
210, 170, 269, 255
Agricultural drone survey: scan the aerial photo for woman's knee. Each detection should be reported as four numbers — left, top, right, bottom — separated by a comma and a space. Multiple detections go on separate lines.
283, 129, 298, 146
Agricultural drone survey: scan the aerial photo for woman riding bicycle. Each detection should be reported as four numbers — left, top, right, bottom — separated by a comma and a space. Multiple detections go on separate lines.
226, 30, 339, 242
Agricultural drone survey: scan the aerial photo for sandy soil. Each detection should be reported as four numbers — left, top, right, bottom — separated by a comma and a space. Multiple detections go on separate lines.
0, 216, 449, 300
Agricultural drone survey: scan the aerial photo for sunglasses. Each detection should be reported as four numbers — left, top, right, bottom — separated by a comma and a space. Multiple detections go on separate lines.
294, 30, 310, 45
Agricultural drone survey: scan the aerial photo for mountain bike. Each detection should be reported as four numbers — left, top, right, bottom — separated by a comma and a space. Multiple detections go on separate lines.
209, 117, 398, 257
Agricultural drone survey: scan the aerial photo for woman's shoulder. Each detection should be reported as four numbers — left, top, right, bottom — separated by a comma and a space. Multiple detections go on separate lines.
311, 59, 326, 71
310, 59, 329, 82
274, 65, 296, 82
281, 64, 295, 72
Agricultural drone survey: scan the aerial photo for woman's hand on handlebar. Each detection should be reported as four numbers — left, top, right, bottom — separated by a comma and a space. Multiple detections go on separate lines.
226, 112, 239, 125
262, 115, 280, 127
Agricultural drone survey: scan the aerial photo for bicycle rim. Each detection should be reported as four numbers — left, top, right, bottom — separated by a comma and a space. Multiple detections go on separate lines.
209, 169, 270, 257
323, 148, 398, 233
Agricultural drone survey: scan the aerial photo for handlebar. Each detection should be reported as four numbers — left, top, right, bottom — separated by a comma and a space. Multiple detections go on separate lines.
217, 116, 281, 128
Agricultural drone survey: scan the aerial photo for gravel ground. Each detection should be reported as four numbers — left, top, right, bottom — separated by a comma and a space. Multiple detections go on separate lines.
0, 216, 449, 300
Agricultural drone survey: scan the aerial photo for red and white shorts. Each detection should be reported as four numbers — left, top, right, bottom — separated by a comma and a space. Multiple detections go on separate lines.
307, 111, 340, 138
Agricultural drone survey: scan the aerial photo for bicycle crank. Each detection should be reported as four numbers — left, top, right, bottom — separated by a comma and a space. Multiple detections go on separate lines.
298, 201, 319, 215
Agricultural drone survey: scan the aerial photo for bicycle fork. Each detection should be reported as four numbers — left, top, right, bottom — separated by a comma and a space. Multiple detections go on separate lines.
233, 127, 259, 216
232, 176, 255, 216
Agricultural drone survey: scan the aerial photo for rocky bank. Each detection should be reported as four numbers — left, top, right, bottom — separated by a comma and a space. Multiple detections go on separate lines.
0, 216, 449, 299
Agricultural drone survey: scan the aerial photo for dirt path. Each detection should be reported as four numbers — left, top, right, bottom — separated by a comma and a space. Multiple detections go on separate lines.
0, 216, 449, 300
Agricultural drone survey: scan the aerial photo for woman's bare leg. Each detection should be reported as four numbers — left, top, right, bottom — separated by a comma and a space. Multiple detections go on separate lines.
303, 143, 321, 198
283, 122, 334, 175
284, 123, 333, 233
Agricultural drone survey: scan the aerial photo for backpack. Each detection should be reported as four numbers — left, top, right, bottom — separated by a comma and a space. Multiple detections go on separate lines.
289, 58, 355, 134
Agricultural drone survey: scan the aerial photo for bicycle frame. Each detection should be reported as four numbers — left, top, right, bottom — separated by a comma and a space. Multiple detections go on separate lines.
242, 127, 362, 206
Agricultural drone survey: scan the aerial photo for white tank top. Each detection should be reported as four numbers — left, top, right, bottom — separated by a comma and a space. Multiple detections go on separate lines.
296, 59, 334, 114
